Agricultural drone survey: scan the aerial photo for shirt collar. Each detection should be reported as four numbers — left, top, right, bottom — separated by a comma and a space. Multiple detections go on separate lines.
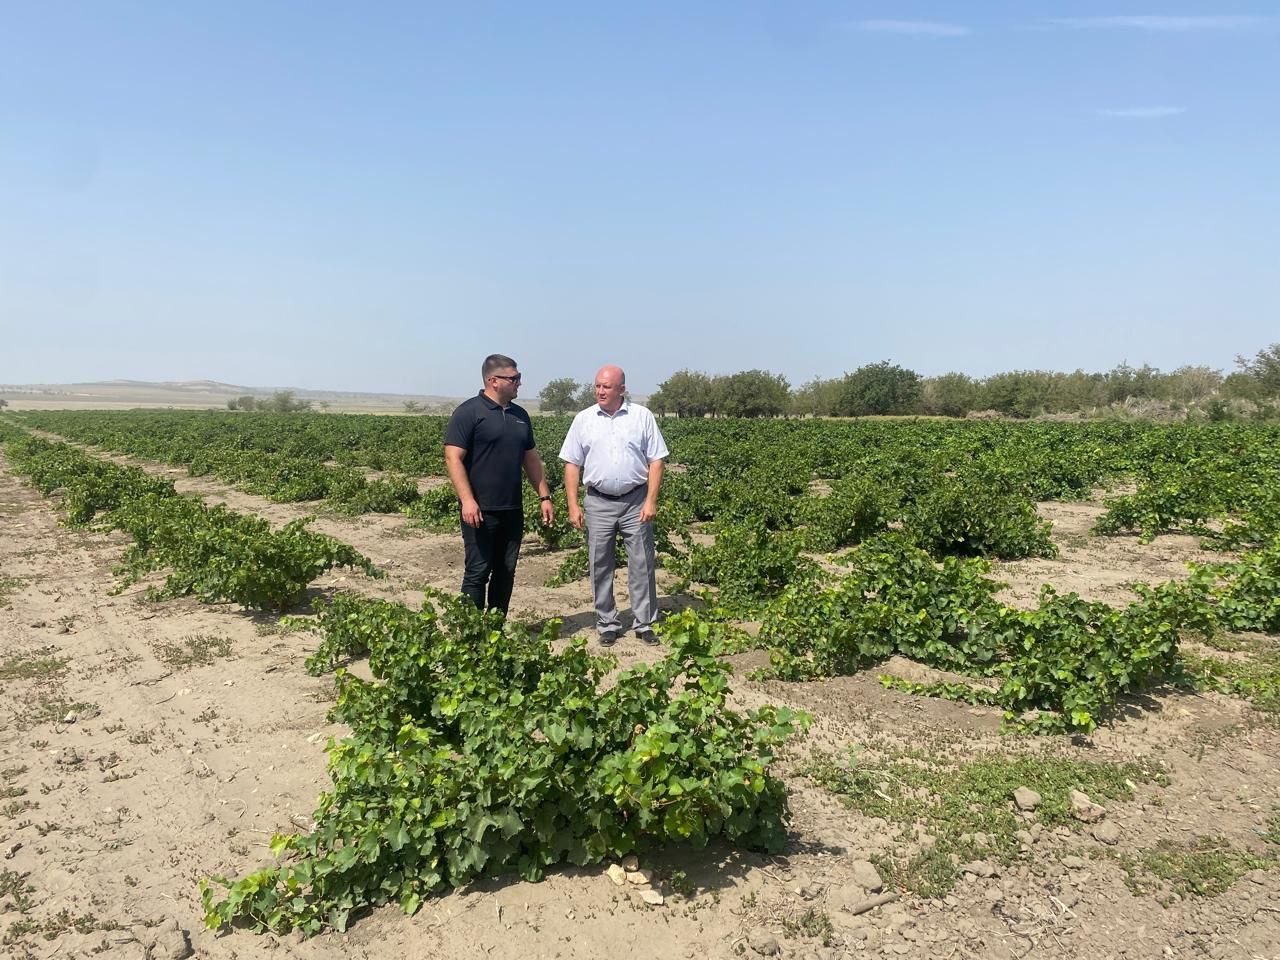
595, 399, 629, 418
477, 390, 508, 410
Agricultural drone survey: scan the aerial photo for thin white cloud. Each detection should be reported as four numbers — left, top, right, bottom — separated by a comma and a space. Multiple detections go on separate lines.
1096, 106, 1187, 118
850, 19, 972, 37
1050, 16, 1267, 32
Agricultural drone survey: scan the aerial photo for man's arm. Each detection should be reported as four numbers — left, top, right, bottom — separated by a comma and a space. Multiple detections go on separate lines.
523, 448, 554, 525
564, 462, 584, 531
640, 458, 664, 524
444, 445, 483, 528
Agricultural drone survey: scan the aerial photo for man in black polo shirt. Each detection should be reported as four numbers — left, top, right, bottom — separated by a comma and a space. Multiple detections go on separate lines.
444, 354, 554, 615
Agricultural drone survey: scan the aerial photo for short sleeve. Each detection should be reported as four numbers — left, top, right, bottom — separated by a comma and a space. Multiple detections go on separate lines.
558, 414, 585, 464
644, 412, 669, 461
525, 415, 536, 451
444, 403, 475, 450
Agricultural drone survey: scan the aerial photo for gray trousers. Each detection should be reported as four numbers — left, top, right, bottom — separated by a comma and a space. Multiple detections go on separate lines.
585, 485, 658, 634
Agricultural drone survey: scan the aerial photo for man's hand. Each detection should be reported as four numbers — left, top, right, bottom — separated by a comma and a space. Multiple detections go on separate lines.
569, 503, 585, 531
461, 498, 483, 528
640, 500, 658, 524
540, 498, 555, 526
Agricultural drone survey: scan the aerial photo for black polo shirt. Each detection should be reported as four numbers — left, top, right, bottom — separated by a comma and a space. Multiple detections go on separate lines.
444, 392, 535, 511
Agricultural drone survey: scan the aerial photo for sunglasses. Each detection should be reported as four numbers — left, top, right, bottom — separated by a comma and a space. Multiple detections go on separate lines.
490, 373, 522, 383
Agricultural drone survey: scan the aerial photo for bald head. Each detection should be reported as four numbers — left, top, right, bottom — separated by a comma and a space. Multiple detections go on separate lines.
593, 365, 626, 413
595, 365, 625, 385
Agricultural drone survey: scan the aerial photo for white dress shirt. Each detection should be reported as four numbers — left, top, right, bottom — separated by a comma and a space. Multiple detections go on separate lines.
558, 401, 669, 496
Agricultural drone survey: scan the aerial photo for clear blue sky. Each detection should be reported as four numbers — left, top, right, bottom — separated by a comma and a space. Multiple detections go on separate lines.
2, 3, 1277, 396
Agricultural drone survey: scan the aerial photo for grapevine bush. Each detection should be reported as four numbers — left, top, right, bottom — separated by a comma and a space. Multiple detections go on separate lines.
202, 598, 806, 934
2, 433, 379, 610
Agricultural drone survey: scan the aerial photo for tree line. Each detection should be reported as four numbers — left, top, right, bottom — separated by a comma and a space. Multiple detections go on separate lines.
226, 390, 316, 413
538, 344, 1280, 419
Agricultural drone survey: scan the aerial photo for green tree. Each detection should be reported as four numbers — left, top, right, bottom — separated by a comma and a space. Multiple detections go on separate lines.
1105, 363, 1164, 405
918, 373, 977, 418
266, 390, 311, 413
710, 370, 791, 418
1235, 344, 1280, 397
573, 383, 597, 409
835, 362, 921, 417
1164, 365, 1222, 405
979, 371, 1060, 418
402, 400, 422, 414
538, 377, 580, 414
1221, 371, 1266, 401
653, 370, 714, 418
0, 398, 10, 410
790, 377, 842, 417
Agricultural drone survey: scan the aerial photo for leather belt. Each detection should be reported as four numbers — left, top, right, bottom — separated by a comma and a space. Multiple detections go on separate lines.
587, 484, 645, 500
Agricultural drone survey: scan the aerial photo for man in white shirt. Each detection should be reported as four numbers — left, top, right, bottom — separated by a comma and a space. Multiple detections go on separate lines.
559, 365, 669, 646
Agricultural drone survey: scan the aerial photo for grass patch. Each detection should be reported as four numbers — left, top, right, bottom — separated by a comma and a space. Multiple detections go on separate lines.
876, 846, 959, 898
802, 744, 1165, 896
1198, 633, 1254, 654
151, 633, 234, 668
1118, 836, 1270, 899
17, 697, 97, 731
0, 869, 35, 913
255, 618, 312, 638
1181, 637, 1280, 712
781, 907, 835, 945
0, 799, 36, 820
0, 648, 68, 682
1, 910, 112, 945
0, 575, 27, 606
1263, 811, 1280, 846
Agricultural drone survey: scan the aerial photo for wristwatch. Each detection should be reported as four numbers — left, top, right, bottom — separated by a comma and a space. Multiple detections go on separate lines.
539, 495, 552, 502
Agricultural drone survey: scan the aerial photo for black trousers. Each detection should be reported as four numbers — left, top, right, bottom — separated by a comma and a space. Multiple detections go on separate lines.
460, 508, 524, 615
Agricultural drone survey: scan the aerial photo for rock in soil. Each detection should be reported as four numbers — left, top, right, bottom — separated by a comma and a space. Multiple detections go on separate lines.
850, 859, 884, 892
1070, 789, 1106, 823
607, 864, 627, 886
1092, 822, 1122, 845
1013, 786, 1042, 812
749, 932, 781, 956
148, 919, 193, 960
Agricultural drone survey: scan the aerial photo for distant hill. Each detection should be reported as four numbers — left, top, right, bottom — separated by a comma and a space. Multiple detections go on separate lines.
0, 379, 473, 413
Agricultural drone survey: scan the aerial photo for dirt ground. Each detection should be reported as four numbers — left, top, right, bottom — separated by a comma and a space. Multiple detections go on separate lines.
2, 454, 1279, 960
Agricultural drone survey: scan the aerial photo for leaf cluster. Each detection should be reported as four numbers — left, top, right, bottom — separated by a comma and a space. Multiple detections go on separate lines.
203, 601, 806, 934
3, 434, 379, 611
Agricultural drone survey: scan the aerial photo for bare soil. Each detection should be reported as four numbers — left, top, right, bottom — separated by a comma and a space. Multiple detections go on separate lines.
1, 459, 1278, 960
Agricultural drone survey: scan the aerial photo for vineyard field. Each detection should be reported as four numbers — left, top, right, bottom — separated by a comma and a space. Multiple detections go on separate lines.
1, 410, 1278, 960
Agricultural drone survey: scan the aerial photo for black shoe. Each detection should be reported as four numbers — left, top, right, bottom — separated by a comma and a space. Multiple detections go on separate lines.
599, 630, 619, 647
636, 629, 659, 646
